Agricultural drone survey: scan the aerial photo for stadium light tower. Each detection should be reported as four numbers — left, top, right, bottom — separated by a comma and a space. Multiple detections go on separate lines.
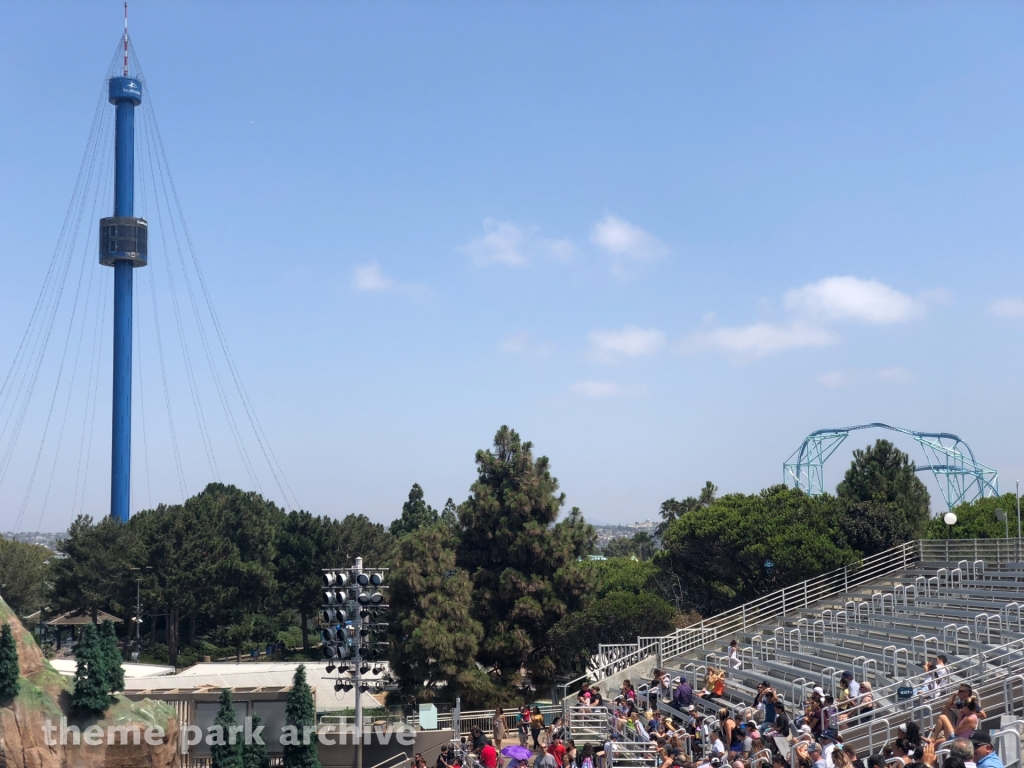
100, 4, 148, 522
321, 557, 388, 768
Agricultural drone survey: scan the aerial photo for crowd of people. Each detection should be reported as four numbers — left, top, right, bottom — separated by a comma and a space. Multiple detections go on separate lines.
416, 650, 1006, 768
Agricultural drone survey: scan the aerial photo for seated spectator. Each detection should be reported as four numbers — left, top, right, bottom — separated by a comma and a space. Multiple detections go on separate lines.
831, 749, 851, 768
819, 730, 837, 768
760, 689, 779, 727
970, 732, 1004, 768
674, 676, 694, 709
941, 685, 985, 725
808, 743, 826, 768
932, 696, 981, 744
590, 687, 605, 708
856, 683, 874, 724
891, 738, 914, 766
768, 702, 791, 738
842, 744, 863, 768
578, 683, 592, 707
727, 725, 745, 759
698, 668, 726, 700
948, 738, 976, 768
480, 742, 498, 768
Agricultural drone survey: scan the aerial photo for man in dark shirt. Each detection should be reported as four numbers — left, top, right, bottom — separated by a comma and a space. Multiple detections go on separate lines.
673, 677, 693, 709
470, 728, 488, 753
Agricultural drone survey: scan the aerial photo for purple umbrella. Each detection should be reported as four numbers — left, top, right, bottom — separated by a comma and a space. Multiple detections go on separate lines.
501, 746, 534, 761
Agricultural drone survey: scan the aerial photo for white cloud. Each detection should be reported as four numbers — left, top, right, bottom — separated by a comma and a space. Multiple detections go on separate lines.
590, 215, 667, 276
818, 371, 846, 388
990, 298, 1024, 318
351, 263, 427, 298
500, 331, 556, 358
353, 263, 393, 291
588, 326, 665, 363
462, 219, 528, 266
461, 220, 576, 267
681, 322, 836, 359
784, 276, 923, 324
877, 366, 911, 383
569, 380, 624, 398
544, 238, 575, 261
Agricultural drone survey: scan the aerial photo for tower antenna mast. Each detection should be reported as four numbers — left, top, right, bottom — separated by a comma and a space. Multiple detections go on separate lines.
123, 2, 129, 76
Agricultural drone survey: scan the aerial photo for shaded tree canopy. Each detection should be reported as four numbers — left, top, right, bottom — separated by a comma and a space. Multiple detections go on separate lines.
0, 538, 52, 617
390, 484, 438, 538
388, 522, 489, 705
548, 556, 675, 672
656, 481, 717, 536
656, 485, 858, 615
456, 425, 596, 696
0, 624, 19, 702
924, 493, 1020, 539
836, 439, 931, 555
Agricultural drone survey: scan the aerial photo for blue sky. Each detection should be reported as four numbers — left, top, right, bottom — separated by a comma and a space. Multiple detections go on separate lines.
1, 2, 1024, 530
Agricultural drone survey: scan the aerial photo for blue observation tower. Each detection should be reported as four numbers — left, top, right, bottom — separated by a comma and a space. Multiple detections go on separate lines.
99, 11, 147, 522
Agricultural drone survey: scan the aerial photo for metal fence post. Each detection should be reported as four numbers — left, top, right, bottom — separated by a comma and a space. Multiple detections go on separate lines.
782, 588, 787, 616
844, 565, 849, 593
454, 697, 461, 736
804, 581, 809, 608
743, 604, 747, 632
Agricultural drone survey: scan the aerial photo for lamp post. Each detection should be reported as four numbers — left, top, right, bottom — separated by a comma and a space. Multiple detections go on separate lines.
129, 566, 152, 656
944, 512, 957, 540
1017, 480, 1021, 562
39, 559, 50, 645
996, 508, 1009, 541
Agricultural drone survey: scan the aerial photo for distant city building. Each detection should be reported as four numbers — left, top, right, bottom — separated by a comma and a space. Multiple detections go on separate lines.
1, 532, 66, 552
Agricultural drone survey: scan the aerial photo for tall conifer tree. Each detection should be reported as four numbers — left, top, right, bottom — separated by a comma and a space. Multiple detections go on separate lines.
283, 665, 320, 768
0, 624, 20, 701
212, 688, 243, 768
71, 623, 109, 713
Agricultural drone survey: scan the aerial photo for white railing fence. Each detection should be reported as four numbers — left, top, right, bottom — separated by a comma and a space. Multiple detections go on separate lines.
583, 537, 1024, 692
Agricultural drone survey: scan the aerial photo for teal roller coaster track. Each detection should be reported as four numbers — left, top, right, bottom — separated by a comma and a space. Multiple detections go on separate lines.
784, 423, 998, 511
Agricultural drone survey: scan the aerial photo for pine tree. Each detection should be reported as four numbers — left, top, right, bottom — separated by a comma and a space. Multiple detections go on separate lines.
99, 620, 125, 696
243, 711, 271, 768
389, 484, 438, 537
212, 688, 244, 768
389, 523, 488, 704
0, 624, 20, 702
72, 623, 110, 713
456, 426, 596, 696
283, 665, 320, 768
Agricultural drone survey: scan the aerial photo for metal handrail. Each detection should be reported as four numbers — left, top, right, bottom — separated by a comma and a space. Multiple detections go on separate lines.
583, 538, 1024, 690
369, 752, 410, 768
586, 540, 920, 684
